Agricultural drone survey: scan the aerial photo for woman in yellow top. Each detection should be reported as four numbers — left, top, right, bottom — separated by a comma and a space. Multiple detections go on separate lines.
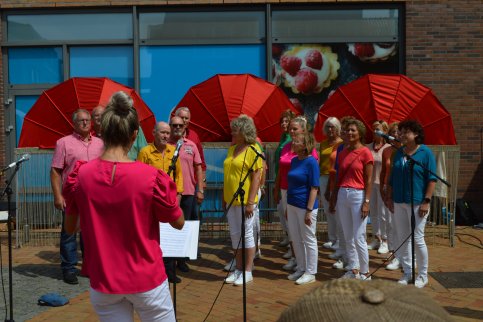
223, 115, 263, 286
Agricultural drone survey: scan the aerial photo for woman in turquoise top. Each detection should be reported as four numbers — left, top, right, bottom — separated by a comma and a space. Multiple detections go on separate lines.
387, 120, 437, 289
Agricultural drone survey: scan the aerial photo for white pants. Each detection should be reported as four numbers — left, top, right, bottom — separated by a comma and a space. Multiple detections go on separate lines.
320, 175, 337, 242
287, 204, 318, 274
280, 189, 290, 239
369, 184, 388, 240
336, 188, 369, 273
393, 203, 429, 278
227, 205, 255, 249
253, 189, 261, 246
387, 206, 397, 254
90, 280, 175, 322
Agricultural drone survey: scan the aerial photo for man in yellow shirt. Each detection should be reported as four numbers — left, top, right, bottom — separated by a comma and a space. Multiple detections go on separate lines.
137, 121, 183, 283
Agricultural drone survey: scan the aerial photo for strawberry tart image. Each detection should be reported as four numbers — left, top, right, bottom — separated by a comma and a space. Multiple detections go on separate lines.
279, 45, 339, 95
348, 43, 397, 63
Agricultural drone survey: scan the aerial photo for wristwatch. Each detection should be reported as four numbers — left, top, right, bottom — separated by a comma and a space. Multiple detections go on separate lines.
423, 197, 431, 203
198, 190, 204, 194
364, 199, 370, 204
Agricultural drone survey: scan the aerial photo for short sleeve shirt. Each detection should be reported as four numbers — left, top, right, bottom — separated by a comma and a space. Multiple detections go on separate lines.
337, 146, 374, 189
279, 142, 319, 190
287, 156, 320, 209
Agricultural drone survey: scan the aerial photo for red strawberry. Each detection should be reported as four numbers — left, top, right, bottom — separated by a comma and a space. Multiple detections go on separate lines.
305, 49, 323, 70
377, 42, 394, 49
295, 69, 318, 94
272, 44, 283, 57
354, 43, 375, 57
280, 55, 302, 77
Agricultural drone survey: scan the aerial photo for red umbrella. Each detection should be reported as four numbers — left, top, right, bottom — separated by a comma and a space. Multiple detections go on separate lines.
314, 74, 457, 145
172, 74, 299, 142
18, 77, 155, 148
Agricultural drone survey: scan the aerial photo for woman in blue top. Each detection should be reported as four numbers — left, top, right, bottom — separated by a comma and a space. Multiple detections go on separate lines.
286, 132, 320, 285
386, 120, 436, 289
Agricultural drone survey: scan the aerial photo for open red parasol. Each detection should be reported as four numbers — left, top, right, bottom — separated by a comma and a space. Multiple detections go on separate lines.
172, 74, 299, 142
314, 74, 457, 145
18, 77, 155, 148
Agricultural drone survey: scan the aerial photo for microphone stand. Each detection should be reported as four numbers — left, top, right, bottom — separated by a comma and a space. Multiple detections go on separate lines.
1, 164, 21, 322
167, 154, 179, 318
224, 153, 261, 322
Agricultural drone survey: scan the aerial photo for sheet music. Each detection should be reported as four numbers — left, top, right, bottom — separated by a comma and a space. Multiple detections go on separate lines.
159, 220, 200, 260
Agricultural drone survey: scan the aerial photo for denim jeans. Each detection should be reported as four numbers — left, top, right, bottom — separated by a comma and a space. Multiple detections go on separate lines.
60, 212, 79, 274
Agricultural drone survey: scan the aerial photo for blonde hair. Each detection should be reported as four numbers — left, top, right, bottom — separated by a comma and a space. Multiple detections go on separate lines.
230, 114, 257, 144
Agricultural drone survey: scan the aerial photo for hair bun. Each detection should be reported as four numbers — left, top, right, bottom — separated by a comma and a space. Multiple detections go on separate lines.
109, 91, 134, 117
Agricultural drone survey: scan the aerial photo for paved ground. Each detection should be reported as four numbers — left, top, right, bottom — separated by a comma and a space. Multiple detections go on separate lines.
0, 226, 481, 321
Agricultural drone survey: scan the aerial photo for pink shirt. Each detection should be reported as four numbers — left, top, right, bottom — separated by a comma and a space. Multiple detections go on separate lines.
278, 142, 319, 190
366, 142, 391, 184
51, 132, 104, 184
337, 147, 374, 190
63, 159, 182, 294
185, 128, 206, 172
169, 138, 202, 195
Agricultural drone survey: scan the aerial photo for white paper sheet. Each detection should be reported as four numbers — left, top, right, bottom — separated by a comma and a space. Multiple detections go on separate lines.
159, 220, 200, 260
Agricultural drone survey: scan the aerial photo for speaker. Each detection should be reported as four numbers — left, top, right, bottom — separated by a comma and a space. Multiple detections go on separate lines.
455, 198, 478, 226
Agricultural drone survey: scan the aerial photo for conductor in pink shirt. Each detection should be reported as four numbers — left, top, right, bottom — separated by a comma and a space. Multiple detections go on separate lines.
63, 91, 184, 321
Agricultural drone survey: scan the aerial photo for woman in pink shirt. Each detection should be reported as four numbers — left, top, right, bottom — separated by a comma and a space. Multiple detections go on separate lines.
63, 91, 184, 322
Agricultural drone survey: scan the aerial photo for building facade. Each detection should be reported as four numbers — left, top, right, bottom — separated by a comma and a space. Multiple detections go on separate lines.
0, 1, 481, 212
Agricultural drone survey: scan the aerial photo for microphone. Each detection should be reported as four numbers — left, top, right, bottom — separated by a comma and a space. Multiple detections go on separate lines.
173, 139, 183, 158
374, 130, 400, 143
250, 145, 266, 160
2, 153, 31, 172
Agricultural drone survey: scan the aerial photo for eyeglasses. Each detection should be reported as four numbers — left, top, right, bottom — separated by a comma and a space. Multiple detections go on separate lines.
170, 124, 184, 128
76, 119, 90, 124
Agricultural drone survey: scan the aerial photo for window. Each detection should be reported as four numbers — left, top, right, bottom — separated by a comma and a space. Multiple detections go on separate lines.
15, 95, 39, 145
7, 13, 132, 42
8, 47, 63, 84
70, 46, 134, 87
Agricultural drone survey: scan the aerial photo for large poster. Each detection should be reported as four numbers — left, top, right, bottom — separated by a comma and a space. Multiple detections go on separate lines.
272, 43, 399, 123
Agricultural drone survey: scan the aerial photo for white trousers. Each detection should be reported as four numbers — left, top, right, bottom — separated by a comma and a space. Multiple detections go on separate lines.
253, 189, 261, 245
90, 280, 175, 322
280, 189, 291, 239
369, 184, 388, 240
320, 175, 337, 242
393, 203, 429, 278
227, 205, 255, 249
336, 188, 369, 273
287, 204, 318, 274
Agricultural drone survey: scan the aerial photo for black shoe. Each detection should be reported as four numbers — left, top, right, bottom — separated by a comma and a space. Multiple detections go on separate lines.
168, 275, 182, 284
63, 271, 79, 285
177, 261, 190, 273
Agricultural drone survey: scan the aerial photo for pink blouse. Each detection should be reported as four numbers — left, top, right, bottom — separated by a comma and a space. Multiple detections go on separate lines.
278, 142, 319, 190
63, 159, 182, 294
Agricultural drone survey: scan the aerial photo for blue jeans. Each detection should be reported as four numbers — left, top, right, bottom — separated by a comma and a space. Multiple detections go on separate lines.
60, 212, 81, 274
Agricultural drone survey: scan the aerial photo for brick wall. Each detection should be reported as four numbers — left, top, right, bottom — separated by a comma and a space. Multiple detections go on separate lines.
0, 0, 481, 207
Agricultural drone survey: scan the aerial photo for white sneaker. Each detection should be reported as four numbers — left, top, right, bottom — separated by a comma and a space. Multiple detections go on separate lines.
322, 241, 334, 249
328, 250, 344, 260
282, 248, 293, 259
295, 273, 316, 285
367, 240, 380, 250
254, 249, 262, 259
386, 258, 400, 271
233, 271, 253, 286
377, 242, 389, 254
339, 271, 357, 279
330, 240, 340, 250
415, 275, 428, 288
279, 236, 290, 247
356, 273, 372, 281
282, 258, 297, 271
332, 259, 344, 270
225, 270, 241, 284
224, 258, 236, 272
398, 273, 412, 285
288, 270, 304, 281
